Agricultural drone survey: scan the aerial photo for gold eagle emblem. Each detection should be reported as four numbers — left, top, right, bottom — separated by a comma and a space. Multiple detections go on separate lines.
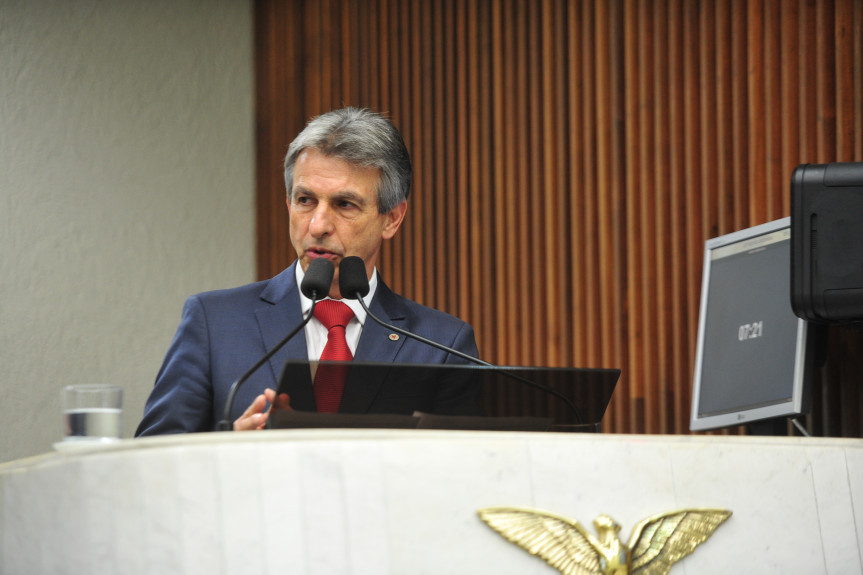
478, 506, 731, 575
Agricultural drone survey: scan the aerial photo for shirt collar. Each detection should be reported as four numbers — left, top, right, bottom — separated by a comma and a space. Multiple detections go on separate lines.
295, 261, 377, 324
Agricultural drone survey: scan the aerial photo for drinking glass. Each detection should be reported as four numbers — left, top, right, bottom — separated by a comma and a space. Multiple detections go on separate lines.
62, 384, 123, 442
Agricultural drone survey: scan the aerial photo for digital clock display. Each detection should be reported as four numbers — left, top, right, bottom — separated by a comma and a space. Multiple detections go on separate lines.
738, 321, 763, 341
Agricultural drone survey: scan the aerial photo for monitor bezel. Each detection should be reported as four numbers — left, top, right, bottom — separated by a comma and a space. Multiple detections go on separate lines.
689, 217, 813, 432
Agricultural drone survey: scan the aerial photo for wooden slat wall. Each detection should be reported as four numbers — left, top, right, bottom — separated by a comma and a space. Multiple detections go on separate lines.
255, 0, 863, 437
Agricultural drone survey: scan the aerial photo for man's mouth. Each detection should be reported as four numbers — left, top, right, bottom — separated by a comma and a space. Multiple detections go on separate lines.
306, 248, 340, 260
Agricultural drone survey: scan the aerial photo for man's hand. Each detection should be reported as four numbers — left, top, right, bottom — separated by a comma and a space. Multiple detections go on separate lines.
233, 389, 292, 431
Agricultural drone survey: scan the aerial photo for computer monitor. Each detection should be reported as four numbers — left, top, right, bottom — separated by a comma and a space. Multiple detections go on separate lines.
689, 217, 814, 431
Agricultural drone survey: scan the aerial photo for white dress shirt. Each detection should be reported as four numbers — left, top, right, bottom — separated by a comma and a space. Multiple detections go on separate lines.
295, 262, 378, 361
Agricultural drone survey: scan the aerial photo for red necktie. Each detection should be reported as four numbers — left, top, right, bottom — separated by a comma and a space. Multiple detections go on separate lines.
314, 300, 355, 412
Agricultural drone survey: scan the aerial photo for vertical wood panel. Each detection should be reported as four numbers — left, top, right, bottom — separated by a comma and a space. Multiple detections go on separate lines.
780, 0, 800, 204
715, 1, 733, 233
492, 0, 510, 363
857, 1, 863, 158
255, 0, 863, 438
667, 0, 690, 433
653, 0, 673, 433
567, 0, 585, 369
640, 0, 658, 433
764, 0, 783, 219
623, 0, 641, 432
683, 0, 702, 384
817, 1, 837, 162
746, 0, 768, 223
836, 0, 856, 162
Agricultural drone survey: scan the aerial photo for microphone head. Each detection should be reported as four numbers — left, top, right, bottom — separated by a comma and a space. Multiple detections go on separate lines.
339, 256, 370, 299
300, 258, 335, 300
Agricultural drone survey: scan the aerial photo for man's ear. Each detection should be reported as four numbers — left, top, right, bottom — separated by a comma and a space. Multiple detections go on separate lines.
382, 202, 408, 240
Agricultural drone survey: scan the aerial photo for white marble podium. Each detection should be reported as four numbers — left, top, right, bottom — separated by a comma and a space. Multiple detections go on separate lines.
1, 430, 862, 574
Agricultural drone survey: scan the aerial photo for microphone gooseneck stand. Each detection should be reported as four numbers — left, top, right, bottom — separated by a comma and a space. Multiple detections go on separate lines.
217, 258, 334, 431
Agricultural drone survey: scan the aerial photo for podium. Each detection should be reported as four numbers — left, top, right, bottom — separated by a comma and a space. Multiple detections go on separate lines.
2, 430, 862, 574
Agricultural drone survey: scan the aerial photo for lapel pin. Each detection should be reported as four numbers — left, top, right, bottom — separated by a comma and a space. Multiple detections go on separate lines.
388, 333, 400, 341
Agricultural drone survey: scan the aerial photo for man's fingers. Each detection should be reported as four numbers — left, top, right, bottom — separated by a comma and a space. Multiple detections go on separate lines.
239, 393, 266, 417
234, 393, 268, 431
233, 390, 292, 431
274, 392, 293, 411
234, 412, 265, 431
262, 388, 292, 412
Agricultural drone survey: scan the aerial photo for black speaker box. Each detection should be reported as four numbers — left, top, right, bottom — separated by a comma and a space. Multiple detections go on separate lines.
791, 161, 863, 325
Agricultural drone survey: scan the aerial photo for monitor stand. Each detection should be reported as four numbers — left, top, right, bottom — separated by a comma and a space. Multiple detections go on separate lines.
746, 417, 789, 436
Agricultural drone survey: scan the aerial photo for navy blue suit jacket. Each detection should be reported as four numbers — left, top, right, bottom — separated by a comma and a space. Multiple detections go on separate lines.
136, 262, 480, 435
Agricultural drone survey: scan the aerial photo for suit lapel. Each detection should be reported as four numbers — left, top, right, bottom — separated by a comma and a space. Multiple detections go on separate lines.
255, 262, 316, 410
354, 285, 407, 362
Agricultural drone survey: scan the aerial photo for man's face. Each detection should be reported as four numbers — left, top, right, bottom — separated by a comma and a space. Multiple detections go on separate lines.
288, 148, 407, 299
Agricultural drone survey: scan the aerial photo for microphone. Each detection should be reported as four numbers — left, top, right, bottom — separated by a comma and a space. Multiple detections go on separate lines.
217, 258, 335, 431
337, 256, 584, 423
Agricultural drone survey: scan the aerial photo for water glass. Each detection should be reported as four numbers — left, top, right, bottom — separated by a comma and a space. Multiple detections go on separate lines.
62, 384, 123, 442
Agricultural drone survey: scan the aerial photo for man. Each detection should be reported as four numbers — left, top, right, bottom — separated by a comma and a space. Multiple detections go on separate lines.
136, 108, 479, 435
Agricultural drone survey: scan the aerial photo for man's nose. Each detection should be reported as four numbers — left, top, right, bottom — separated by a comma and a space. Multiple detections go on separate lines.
308, 204, 335, 237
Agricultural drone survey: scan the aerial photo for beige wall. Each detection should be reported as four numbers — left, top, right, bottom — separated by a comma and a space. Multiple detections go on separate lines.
0, 0, 255, 462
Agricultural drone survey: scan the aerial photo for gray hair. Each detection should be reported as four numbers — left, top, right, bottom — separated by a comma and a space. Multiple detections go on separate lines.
283, 107, 412, 214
